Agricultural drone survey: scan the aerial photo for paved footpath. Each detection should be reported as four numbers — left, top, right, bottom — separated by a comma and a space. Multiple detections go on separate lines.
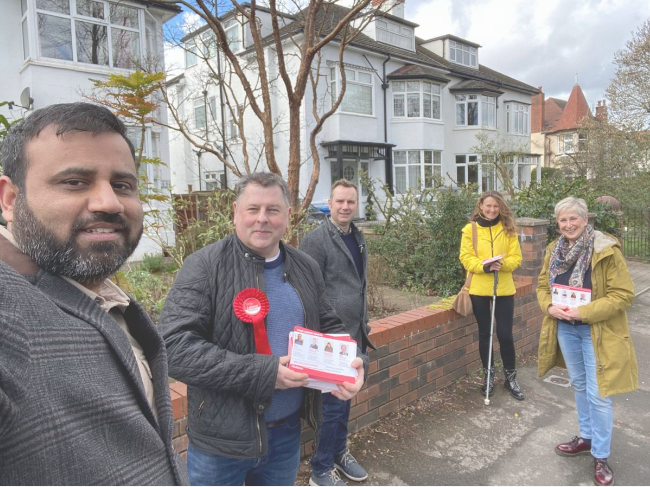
330, 261, 650, 486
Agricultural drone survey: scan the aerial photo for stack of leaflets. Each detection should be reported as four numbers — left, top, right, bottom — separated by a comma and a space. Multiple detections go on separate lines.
552, 283, 592, 309
288, 326, 358, 392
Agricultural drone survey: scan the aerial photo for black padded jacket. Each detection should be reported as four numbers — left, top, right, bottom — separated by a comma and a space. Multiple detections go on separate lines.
159, 234, 364, 459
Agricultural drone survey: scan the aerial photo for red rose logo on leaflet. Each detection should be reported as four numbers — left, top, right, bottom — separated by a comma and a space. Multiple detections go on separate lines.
233, 288, 271, 355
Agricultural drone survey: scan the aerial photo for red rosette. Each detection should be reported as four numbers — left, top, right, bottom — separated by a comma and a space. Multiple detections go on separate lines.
234, 288, 271, 355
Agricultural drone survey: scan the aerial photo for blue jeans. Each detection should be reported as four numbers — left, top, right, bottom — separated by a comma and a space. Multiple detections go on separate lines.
187, 411, 301, 486
557, 322, 613, 459
311, 392, 351, 476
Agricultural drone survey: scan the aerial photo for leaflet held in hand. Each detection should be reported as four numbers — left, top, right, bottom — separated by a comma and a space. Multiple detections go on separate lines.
288, 326, 358, 392
552, 283, 592, 309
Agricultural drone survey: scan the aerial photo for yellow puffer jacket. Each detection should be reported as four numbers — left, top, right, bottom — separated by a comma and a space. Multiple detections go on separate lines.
537, 232, 637, 397
459, 220, 522, 296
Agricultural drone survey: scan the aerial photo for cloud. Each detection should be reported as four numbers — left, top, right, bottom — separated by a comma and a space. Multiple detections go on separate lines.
407, 0, 650, 107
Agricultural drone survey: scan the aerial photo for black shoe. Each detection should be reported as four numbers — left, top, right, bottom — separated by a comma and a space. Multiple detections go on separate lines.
504, 369, 525, 400
481, 367, 495, 395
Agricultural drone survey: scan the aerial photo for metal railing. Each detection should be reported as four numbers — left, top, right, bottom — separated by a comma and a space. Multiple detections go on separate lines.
621, 205, 650, 260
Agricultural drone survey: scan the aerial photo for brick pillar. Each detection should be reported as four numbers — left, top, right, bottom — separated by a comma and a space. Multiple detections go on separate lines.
515, 217, 549, 283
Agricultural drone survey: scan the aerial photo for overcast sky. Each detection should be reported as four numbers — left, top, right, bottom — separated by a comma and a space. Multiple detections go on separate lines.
406, 0, 650, 107
166, 0, 650, 109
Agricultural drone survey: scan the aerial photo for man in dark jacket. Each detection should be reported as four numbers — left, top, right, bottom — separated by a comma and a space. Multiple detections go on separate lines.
0, 103, 187, 485
159, 172, 366, 486
301, 179, 375, 486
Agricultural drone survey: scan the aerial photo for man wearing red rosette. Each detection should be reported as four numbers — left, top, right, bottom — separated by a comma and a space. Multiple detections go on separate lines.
301, 179, 375, 486
159, 173, 367, 486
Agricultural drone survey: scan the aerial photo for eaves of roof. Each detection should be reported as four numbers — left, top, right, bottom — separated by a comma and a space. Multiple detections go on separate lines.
181, 3, 295, 43
387, 65, 451, 84
422, 34, 481, 48
448, 79, 504, 95
135, 0, 182, 14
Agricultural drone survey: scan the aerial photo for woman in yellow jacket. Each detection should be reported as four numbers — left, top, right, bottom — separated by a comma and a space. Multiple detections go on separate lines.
537, 197, 636, 487
459, 191, 523, 400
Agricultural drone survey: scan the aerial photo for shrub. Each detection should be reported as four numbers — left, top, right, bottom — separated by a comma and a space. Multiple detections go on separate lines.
510, 175, 621, 243
370, 186, 476, 297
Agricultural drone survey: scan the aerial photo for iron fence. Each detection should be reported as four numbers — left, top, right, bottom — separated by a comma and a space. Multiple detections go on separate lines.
621, 205, 650, 260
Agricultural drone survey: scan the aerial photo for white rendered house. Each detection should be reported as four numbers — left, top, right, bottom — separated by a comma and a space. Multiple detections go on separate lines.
0, 0, 181, 258
167, 0, 540, 217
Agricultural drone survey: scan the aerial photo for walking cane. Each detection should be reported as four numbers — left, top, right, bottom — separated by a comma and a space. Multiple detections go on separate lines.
484, 269, 499, 406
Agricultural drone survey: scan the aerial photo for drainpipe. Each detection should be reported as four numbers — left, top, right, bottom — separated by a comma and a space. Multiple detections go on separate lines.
382, 53, 391, 143
382, 53, 394, 194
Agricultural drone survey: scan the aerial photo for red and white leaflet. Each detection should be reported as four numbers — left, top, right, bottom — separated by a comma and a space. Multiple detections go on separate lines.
482, 254, 504, 266
551, 283, 592, 309
288, 326, 358, 388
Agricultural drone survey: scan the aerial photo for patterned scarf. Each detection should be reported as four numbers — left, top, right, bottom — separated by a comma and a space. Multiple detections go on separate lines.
548, 224, 595, 288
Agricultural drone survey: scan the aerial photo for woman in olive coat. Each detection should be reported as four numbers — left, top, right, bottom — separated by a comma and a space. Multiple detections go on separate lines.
537, 197, 637, 487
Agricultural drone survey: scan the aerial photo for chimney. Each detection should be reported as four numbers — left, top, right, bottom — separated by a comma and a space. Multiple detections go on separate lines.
372, 0, 405, 18
531, 86, 545, 133
595, 100, 608, 121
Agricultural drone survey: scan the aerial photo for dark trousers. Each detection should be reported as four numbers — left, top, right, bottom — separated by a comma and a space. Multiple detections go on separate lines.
310, 393, 351, 475
470, 294, 516, 370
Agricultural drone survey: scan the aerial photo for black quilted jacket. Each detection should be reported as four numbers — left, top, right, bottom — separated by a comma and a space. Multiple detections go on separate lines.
159, 234, 361, 459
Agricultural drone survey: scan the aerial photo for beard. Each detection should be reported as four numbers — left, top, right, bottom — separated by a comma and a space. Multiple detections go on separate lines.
12, 193, 143, 284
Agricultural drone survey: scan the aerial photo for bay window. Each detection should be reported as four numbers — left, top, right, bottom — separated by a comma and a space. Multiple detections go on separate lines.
393, 150, 442, 194
392, 80, 441, 119
35, 0, 141, 68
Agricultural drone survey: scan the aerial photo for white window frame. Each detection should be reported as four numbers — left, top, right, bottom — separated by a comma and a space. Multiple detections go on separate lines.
330, 66, 374, 116
449, 40, 477, 68
194, 96, 216, 131
223, 17, 242, 52
455, 154, 480, 187
455, 94, 496, 128
34, 0, 143, 69
393, 149, 442, 194
392, 80, 441, 120
376, 19, 414, 51
185, 39, 197, 67
226, 104, 243, 140
204, 171, 223, 191
558, 133, 575, 154
506, 103, 530, 135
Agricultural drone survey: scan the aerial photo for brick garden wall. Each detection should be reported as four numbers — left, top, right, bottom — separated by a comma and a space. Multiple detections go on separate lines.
169, 217, 550, 460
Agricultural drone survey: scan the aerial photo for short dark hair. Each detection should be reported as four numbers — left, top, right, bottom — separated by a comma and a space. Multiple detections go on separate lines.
235, 172, 290, 206
330, 178, 358, 198
0, 103, 135, 190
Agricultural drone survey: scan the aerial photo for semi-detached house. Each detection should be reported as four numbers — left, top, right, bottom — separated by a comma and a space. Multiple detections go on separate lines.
0, 0, 181, 257
168, 0, 540, 217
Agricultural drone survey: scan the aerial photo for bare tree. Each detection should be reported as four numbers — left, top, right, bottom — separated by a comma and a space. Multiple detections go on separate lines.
157, 0, 389, 216
606, 18, 650, 132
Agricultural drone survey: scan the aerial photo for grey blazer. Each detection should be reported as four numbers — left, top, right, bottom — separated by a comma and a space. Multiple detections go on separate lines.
0, 234, 188, 485
300, 218, 375, 350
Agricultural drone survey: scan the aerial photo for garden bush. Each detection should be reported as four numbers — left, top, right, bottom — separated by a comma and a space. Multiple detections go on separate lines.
370, 186, 476, 297
510, 175, 621, 243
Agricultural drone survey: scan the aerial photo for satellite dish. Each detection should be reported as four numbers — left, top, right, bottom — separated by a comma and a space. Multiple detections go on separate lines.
19, 87, 33, 109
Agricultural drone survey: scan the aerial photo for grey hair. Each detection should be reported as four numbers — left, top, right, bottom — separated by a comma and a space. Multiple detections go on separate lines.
235, 172, 290, 206
554, 197, 589, 220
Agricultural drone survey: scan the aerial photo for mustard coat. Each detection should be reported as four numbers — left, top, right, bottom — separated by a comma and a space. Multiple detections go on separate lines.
537, 231, 638, 397
459, 220, 522, 296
